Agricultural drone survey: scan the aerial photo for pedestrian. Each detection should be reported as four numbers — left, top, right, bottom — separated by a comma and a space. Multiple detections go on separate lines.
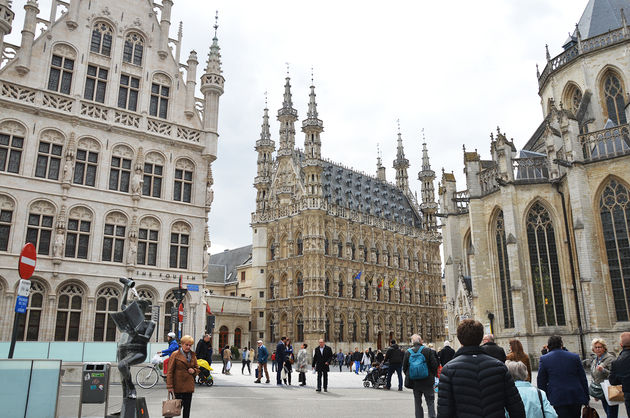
282, 354, 293, 385
362, 349, 371, 373
541, 345, 549, 356
437, 319, 525, 417
276, 336, 287, 385
481, 334, 506, 362
505, 360, 557, 418
194, 334, 211, 362
368, 347, 375, 363
312, 338, 333, 392
222, 344, 232, 375
346, 352, 352, 371
159, 331, 179, 359
241, 347, 250, 374
297, 343, 308, 386
248, 346, 255, 375
352, 347, 362, 374
271, 351, 276, 372
506, 339, 532, 382
376, 349, 384, 364
166, 335, 199, 418
437, 340, 455, 367
427, 343, 439, 370
254, 340, 270, 384
609, 332, 630, 417
403, 334, 438, 418
336, 349, 344, 372
537, 335, 589, 418
385, 339, 404, 391
587, 338, 618, 418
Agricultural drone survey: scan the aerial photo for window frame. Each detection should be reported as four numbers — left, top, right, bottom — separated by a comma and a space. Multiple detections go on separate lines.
117, 74, 140, 111
0, 132, 24, 174
84, 64, 109, 103
47, 54, 74, 95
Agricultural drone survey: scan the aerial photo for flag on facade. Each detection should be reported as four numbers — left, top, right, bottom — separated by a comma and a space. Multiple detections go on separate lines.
378, 279, 384, 288
353, 271, 362, 280
220, 301, 225, 313
206, 303, 212, 315
401, 281, 406, 290
389, 278, 397, 288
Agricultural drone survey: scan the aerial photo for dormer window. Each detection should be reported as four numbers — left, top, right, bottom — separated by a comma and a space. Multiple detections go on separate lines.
90, 22, 113, 56
123, 32, 144, 66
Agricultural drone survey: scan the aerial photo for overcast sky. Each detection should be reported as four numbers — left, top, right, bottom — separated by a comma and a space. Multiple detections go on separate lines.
9, 0, 584, 254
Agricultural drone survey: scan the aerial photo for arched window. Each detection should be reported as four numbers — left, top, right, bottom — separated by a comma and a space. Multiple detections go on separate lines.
26, 200, 55, 255
0, 121, 26, 174
35, 130, 64, 180
363, 246, 368, 262
143, 152, 164, 198
365, 319, 370, 343
17, 280, 45, 341
135, 288, 155, 322
108, 145, 133, 192
94, 286, 119, 341
338, 276, 344, 297
339, 316, 345, 342
463, 231, 473, 277
324, 235, 329, 255
279, 274, 288, 299
296, 316, 304, 342
324, 316, 330, 342
324, 275, 330, 296
269, 278, 275, 300
219, 326, 229, 349
602, 71, 627, 125
169, 222, 190, 269
174, 159, 194, 203
0, 194, 15, 251
296, 273, 304, 296
269, 318, 275, 343
54, 284, 83, 341
74, 138, 100, 187
90, 22, 113, 56
351, 241, 356, 260
337, 237, 343, 258
599, 179, 630, 321
296, 233, 303, 256
234, 328, 242, 348
351, 317, 358, 342
495, 211, 515, 329
138, 216, 159, 266
123, 32, 144, 66
352, 281, 357, 299
526, 202, 565, 327
102, 211, 127, 263
269, 240, 276, 260
364, 280, 369, 300
65, 206, 92, 259
47, 44, 76, 94
563, 83, 583, 115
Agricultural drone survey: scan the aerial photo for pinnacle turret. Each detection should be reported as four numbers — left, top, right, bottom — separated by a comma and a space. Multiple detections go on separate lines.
302, 83, 323, 160
277, 75, 298, 156
393, 123, 410, 191
255, 103, 276, 211
418, 138, 438, 231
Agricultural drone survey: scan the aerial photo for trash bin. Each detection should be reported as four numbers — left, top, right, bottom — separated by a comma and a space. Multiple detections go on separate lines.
81, 363, 111, 404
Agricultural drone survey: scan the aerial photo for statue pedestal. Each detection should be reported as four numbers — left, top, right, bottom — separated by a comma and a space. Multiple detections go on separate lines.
111, 397, 149, 418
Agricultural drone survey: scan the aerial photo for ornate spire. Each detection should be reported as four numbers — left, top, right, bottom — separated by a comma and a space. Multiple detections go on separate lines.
418, 139, 437, 231
393, 121, 409, 191
281, 73, 294, 111
205, 11, 222, 74
277, 71, 298, 155
260, 104, 271, 141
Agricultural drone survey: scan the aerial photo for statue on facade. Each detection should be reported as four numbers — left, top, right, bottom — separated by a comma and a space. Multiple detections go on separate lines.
130, 170, 143, 196
52, 230, 65, 258
110, 278, 155, 401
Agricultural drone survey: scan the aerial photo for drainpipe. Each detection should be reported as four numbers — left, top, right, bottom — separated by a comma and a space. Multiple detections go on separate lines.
553, 180, 586, 359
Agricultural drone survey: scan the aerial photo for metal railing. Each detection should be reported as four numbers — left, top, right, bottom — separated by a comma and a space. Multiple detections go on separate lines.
513, 157, 550, 181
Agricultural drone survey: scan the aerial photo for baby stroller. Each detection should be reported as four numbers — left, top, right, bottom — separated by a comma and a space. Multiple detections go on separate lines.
363, 363, 389, 389
197, 359, 214, 386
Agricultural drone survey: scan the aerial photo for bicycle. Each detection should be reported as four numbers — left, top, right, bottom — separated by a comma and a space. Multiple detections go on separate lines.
135, 362, 166, 389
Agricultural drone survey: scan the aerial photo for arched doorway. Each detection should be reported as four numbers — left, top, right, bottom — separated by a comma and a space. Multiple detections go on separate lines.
219, 326, 229, 348
234, 328, 242, 348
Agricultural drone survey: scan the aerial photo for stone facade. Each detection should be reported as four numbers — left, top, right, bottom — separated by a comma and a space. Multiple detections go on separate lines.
440, 0, 630, 358
250, 77, 444, 352
0, 0, 223, 343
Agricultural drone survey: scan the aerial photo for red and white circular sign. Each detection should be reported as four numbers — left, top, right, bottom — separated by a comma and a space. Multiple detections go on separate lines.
19, 243, 37, 280
178, 303, 184, 322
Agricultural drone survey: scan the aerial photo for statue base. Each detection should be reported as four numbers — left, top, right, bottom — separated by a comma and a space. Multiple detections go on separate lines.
110, 397, 149, 418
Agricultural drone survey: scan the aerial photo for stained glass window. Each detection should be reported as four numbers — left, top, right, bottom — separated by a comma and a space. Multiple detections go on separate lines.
495, 211, 515, 328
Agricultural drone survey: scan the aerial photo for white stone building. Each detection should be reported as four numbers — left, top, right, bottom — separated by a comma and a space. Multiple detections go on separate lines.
0, 0, 224, 343
440, 0, 630, 358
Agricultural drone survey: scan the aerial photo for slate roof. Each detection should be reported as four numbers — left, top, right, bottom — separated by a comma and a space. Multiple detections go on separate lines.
208, 245, 252, 284
565, 0, 630, 47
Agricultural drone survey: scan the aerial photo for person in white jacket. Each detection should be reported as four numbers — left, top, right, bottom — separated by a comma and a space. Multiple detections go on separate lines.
361, 349, 371, 373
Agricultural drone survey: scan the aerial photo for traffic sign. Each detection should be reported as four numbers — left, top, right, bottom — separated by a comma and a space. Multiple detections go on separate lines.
18, 243, 37, 279
178, 303, 184, 322
15, 295, 28, 313
17, 279, 31, 297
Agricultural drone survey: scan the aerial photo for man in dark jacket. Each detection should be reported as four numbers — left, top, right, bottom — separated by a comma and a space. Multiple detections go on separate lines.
385, 339, 405, 391
275, 337, 286, 385
312, 338, 333, 392
537, 335, 588, 418
437, 319, 525, 418
437, 341, 455, 366
404, 334, 438, 418
609, 332, 630, 417
195, 334, 212, 362
352, 347, 362, 374
481, 334, 506, 362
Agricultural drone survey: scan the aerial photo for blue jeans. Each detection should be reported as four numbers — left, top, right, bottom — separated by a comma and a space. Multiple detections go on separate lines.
354, 361, 361, 374
386, 363, 403, 389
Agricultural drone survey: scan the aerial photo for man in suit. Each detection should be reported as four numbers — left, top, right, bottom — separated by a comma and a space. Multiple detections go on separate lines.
275, 336, 286, 385
537, 335, 588, 418
481, 334, 506, 363
312, 338, 333, 392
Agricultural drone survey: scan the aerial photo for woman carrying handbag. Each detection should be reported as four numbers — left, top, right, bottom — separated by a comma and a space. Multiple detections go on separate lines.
166, 335, 199, 418
587, 338, 618, 418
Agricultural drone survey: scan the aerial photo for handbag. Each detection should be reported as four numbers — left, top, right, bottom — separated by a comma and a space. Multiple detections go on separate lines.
162, 392, 182, 417
601, 380, 625, 405
404, 373, 413, 389
608, 383, 625, 402
226, 360, 232, 371
588, 381, 604, 399
581, 405, 599, 418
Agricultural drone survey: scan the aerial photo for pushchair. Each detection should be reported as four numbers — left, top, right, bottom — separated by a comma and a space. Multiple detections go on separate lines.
363, 363, 389, 389
197, 359, 214, 386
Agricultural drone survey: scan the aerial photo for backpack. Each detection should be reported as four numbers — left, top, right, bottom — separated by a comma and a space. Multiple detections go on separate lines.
407, 346, 429, 380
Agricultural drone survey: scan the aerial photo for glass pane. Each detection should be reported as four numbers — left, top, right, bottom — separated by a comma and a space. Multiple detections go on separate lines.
57, 295, 69, 309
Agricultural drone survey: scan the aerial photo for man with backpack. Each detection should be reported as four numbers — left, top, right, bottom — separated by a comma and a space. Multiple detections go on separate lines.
403, 334, 438, 418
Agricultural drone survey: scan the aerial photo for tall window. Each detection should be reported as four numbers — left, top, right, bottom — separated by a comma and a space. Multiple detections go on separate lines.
17, 280, 45, 341
297, 316, 304, 342
117, 74, 139, 111
137, 217, 159, 266
0, 205, 12, 251
84, 65, 108, 103
365, 320, 370, 343
26, 201, 55, 255
526, 202, 565, 327
123, 32, 144, 66
174, 159, 193, 203
269, 279, 275, 300
164, 295, 176, 341
54, 284, 83, 341
599, 179, 630, 321
324, 236, 329, 255
135, 288, 155, 322
338, 278, 344, 297
602, 71, 627, 125
324, 317, 330, 342
324, 276, 330, 296
269, 241, 276, 260
143, 155, 164, 198
352, 318, 357, 341
566, 84, 583, 115
234, 328, 242, 348
337, 240, 343, 257
169, 222, 190, 269
90, 22, 113, 56
351, 242, 356, 260
363, 246, 368, 262
149, 80, 170, 119
35, 139, 63, 180
296, 234, 303, 255
218, 326, 229, 349
339, 317, 345, 342
0, 132, 24, 173
364, 281, 369, 300
296, 273, 303, 296
73, 139, 99, 186
47, 54, 74, 94
102, 212, 127, 263
65, 207, 92, 259
94, 287, 119, 341
495, 211, 515, 328
352, 281, 357, 299
108, 145, 133, 192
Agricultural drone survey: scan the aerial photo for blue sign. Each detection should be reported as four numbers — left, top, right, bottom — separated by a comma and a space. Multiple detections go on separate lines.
15, 295, 28, 313
187, 284, 199, 292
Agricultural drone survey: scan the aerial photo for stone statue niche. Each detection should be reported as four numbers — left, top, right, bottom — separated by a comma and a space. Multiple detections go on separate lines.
110, 277, 156, 416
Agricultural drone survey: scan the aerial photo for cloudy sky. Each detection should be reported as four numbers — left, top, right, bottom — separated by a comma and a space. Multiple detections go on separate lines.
10, 0, 584, 253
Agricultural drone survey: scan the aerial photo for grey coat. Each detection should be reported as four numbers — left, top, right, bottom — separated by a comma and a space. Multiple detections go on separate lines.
590, 351, 616, 384
296, 348, 308, 373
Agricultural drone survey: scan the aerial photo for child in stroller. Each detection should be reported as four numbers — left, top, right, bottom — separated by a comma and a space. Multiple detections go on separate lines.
363, 362, 389, 389
196, 358, 214, 386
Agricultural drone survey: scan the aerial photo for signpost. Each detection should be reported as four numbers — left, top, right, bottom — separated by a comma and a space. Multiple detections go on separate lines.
173, 276, 187, 340
9, 243, 37, 359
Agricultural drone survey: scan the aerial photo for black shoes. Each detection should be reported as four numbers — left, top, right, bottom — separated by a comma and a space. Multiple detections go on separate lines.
324, 388, 328, 392
254, 380, 261, 384
398, 388, 403, 391
316, 388, 321, 392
